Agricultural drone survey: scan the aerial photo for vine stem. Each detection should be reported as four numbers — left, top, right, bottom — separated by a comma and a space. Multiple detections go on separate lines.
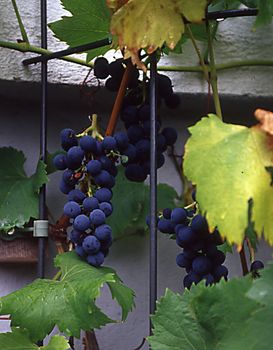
185, 24, 209, 82
11, 0, 29, 44
207, 21, 222, 120
52, 270, 62, 281
105, 61, 133, 136
239, 243, 249, 276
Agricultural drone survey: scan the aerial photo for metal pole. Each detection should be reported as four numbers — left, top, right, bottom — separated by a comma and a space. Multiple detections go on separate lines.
38, 0, 47, 279
149, 53, 158, 336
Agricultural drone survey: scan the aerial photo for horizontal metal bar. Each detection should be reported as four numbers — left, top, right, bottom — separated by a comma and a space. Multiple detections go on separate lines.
22, 37, 112, 65
206, 8, 258, 20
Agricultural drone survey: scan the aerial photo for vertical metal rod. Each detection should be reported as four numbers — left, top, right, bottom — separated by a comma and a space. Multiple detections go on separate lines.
38, 0, 47, 279
149, 53, 158, 337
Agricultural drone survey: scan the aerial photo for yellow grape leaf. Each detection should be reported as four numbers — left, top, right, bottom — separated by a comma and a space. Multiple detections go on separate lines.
110, 0, 208, 58
183, 114, 273, 246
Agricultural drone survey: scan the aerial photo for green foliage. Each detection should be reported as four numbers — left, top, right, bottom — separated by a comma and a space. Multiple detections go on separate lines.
149, 262, 273, 350
183, 115, 273, 245
48, 0, 111, 62
108, 168, 178, 240
45, 150, 65, 175
0, 252, 134, 341
0, 328, 69, 350
255, 0, 273, 27
0, 147, 48, 233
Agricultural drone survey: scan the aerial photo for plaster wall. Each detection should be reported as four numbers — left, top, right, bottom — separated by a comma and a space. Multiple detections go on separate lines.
0, 1, 273, 96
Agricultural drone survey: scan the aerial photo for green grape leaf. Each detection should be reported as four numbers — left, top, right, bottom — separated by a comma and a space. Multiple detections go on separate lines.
0, 252, 134, 341
149, 264, 273, 350
254, 0, 273, 27
48, 0, 111, 62
110, 0, 209, 59
45, 150, 65, 175
209, 0, 241, 11
217, 241, 233, 254
0, 147, 48, 233
0, 328, 69, 350
107, 168, 178, 240
183, 115, 273, 245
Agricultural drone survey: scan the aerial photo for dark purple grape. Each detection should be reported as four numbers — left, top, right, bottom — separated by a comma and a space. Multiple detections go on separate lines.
83, 197, 99, 212
73, 214, 90, 231
125, 163, 147, 182
171, 208, 187, 225
83, 235, 101, 254
135, 139, 150, 160
161, 127, 177, 146
157, 153, 165, 169
127, 124, 145, 144
64, 201, 81, 218
114, 131, 129, 151
211, 250, 226, 265
69, 230, 82, 244
95, 224, 112, 241
192, 256, 212, 276
62, 169, 78, 186
102, 136, 117, 151
176, 253, 191, 269
157, 218, 175, 234
99, 156, 113, 172
157, 134, 167, 152
94, 188, 113, 203
157, 74, 173, 98
163, 208, 172, 219
109, 59, 125, 80
204, 273, 214, 286
213, 265, 228, 281
121, 105, 139, 124
105, 77, 120, 92
250, 260, 264, 271
75, 245, 86, 257
87, 251, 105, 267
61, 128, 78, 151
191, 215, 209, 236
94, 170, 115, 188
122, 144, 137, 162
59, 180, 74, 194
79, 135, 97, 153
87, 160, 102, 176
68, 189, 86, 203
138, 104, 150, 121
53, 153, 67, 170
90, 209, 106, 226
176, 226, 197, 247
183, 274, 192, 289
67, 146, 84, 170
94, 57, 109, 79
99, 202, 113, 217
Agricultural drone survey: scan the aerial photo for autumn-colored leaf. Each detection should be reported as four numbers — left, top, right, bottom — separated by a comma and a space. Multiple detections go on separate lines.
255, 109, 273, 136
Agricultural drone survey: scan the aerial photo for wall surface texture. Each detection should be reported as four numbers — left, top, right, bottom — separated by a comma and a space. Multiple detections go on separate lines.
0, 0, 273, 96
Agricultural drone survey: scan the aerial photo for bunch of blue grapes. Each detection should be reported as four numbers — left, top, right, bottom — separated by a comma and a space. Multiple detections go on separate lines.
113, 104, 178, 182
157, 206, 228, 289
93, 57, 181, 109
53, 128, 121, 267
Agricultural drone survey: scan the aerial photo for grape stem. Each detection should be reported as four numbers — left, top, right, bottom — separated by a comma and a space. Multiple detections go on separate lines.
184, 202, 197, 210
52, 270, 62, 281
105, 61, 133, 136
76, 114, 103, 140
185, 24, 209, 82
239, 243, 249, 276
11, 0, 29, 44
246, 237, 255, 262
207, 21, 223, 120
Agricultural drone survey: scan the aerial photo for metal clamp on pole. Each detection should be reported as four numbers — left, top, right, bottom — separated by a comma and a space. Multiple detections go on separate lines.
33, 220, 49, 238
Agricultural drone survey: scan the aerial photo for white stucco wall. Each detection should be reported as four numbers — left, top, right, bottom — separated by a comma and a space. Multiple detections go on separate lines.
1, 0, 273, 96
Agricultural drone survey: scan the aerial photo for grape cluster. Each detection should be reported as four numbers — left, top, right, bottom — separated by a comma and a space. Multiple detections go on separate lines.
53, 128, 119, 267
113, 104, 178, 182
157, 207, 228, 289
93, 57, 181, 109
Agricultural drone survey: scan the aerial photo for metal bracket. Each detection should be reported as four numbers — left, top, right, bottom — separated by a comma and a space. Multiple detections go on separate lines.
33, 220, 49, 238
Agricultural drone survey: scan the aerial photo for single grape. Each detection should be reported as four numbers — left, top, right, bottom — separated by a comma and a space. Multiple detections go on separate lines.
102, 136, 117, 151
99, 202, 113, 217
114, 131, 129, 151
109, 59, 125, 80
127, 124, 145, 144
75, 245, 85, 257
53, 153, 67, 170
67, 146, 85, 170
157, 134, 167, 152
83, 235, 101, 254
121, 105, 139, 124
60, 128, 78, 151
163, 208, 172, 219
183, 274, 192, 289
87, 251, 105, 267
95, 224, 112, 241
94, 188, 113, 203
93, 57, 109, 79
204, 273, 214, 286
176, 253, 191, 269
171, 208, 187, 225
192, 256, 212, 276
73, 214, 90, 231
94, 170, 115, 188
90, 209, 106, 226
250, 260, 264, 271
79, 135, 97, 153
122, 144, 137, 162
63, 201, 81, 218
87, 160, 102, 176
83, 196, 99, 212
161, 127, 178, 146
62, 169, 78, 186
125, 163, 147, 182
213, 265, 228, 282
69, 230, 82, 244
105, 77, 120, 92
176, 226, 197, 247
157, 74, 173, 98
99, 155, 113, 172
157, 218, 175, 234
191, 215, 209, 236
135, 139, 150, 160
68, 189, 86, 203
188, 270, 202, 284
59, 180, 74, 195
211, 250, 226, 265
